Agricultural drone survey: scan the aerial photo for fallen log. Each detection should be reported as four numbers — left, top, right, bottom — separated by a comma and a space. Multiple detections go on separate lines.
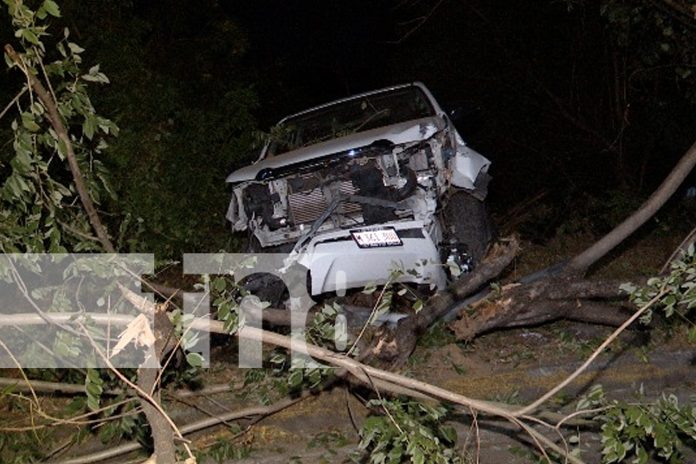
449, 276, 637, 341
374, 139, 696, 360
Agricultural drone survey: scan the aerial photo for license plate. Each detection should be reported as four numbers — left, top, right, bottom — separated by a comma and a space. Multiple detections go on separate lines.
350, 227, 402, 248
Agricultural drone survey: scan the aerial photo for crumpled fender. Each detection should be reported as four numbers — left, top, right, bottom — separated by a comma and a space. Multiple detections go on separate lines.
449, 132, 491, 193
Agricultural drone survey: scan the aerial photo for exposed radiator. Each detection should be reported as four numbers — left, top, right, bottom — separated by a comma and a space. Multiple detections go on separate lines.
288, 178, 362, 225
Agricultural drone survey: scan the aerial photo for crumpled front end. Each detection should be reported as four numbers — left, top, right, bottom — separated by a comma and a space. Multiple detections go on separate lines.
228, 126, 486, 241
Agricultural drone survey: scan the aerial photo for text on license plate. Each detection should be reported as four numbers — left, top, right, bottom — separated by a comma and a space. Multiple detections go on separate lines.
350, 228, 403, 248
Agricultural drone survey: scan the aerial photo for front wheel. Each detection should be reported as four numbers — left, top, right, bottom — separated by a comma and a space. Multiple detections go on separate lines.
442, 190, 494, 263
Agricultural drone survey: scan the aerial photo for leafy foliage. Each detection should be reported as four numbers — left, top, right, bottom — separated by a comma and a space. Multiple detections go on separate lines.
586, 247, 696, 463
268, 303, 347, 392
578, 385, 696, 463
621, 242, 696, 338
84, 367, 104, 411
601, 0, 696, 102
359, 398, 463, 464
50, 0, 259, 257
1, 0, 117, 254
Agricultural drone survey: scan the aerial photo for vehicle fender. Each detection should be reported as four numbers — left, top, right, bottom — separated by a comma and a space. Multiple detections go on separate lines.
450, 132, 491, 191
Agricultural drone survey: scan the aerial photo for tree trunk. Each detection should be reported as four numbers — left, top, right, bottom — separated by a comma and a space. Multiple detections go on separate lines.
137, 367, 177, 463
136, 304, 178, 463
566, 140, 696, 274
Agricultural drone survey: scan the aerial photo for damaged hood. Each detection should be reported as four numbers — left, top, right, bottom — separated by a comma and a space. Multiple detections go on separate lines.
226, 116, 445, 183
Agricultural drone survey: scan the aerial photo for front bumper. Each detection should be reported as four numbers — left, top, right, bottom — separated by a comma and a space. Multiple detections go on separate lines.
296, 220, 446, 295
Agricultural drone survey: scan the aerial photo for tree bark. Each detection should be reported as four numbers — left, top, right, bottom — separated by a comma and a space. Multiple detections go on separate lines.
449, 276, 634, 341
566, 140, 696, 274
136, 367, 176, 463
136, 304, 178, 463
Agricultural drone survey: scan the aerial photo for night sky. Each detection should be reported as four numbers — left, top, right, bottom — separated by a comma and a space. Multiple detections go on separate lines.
2, 0, 695, 244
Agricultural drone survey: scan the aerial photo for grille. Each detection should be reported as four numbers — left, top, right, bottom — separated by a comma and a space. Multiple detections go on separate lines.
288, 177, 362, 225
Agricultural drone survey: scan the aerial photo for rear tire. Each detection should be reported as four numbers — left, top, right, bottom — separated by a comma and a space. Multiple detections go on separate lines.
443, 190, 494, 263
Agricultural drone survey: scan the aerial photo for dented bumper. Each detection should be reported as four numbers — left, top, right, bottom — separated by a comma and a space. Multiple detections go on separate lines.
296, 220, 446, 295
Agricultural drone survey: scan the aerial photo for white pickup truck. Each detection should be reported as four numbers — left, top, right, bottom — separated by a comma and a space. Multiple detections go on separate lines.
226, 82, 493, 295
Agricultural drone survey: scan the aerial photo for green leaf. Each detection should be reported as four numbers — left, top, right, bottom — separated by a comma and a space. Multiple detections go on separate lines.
21, 28, 40, 45
83, 114, 96, 140
82, 64, 110, 84
68, 42, 85, 54
42, 0, 61, 17
213, 277, 226, 292
186, 352, 205, 367
56, 41, 67, 57
21, 112, 40, 132
362, 282, 377, 295
85, 369, 103, 411
287, 369, 303, 388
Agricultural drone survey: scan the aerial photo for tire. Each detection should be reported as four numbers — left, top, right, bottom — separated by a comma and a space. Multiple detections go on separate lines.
442, 190, 494, 263
237, 273, 288, 307
241, 236, 298, 306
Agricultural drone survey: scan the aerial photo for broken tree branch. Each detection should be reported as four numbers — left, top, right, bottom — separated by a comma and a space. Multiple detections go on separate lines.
443, 139, 696, 341
449, 275, 635, 341
3, 302, 622, 464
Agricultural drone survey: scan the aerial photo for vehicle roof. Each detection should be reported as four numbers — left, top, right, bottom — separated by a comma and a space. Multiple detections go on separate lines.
276, 81, 437, 125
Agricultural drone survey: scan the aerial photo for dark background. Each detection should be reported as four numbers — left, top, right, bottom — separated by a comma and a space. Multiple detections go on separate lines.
2, 0, 695, 255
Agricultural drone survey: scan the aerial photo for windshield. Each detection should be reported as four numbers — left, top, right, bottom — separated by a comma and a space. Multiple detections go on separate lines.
266, 86, 435, 157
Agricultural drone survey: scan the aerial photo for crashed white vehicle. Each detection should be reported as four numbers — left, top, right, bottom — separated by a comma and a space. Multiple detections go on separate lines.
226, 82, 493, 296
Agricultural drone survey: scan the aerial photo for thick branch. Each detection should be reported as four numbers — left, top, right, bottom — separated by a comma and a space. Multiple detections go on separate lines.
136, 303, 178, 463
136, 367, 176, 463
4, 44, 115, 253
449, 276, 634, 340
368, 238, 520, 363
567, 140, 696, 274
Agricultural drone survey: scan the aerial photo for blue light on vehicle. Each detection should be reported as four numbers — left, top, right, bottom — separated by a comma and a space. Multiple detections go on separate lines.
257, 168, 274, 180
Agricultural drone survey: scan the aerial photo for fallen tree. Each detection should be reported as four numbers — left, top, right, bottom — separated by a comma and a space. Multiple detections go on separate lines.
373, 138, 696, 363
